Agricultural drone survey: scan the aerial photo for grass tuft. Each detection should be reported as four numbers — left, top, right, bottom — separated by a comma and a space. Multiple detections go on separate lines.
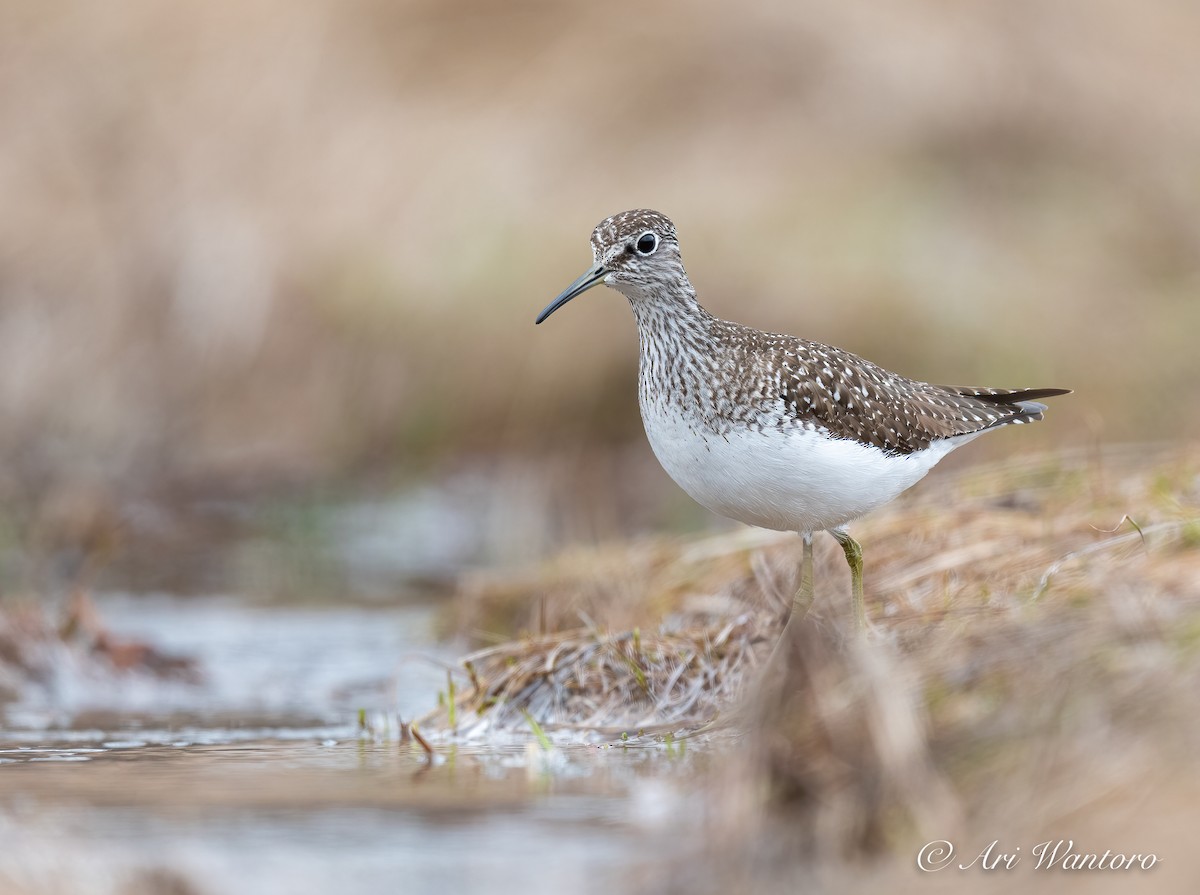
522, 710, 553, 752
422, 446, 1200, 752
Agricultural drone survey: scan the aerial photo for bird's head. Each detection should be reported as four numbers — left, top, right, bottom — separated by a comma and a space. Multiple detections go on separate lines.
536, 209, 692, 324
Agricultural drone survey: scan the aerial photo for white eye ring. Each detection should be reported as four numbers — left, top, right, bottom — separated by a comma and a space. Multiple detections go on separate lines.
635, 231, 659, 255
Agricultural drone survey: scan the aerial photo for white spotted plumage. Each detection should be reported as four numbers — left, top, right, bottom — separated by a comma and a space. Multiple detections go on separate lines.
539, 209, 1069, 546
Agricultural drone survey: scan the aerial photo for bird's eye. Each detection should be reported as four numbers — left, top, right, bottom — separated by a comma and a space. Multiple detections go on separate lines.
636, 232, 658, 255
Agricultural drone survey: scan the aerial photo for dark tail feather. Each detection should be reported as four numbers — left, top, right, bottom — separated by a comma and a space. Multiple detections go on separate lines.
941, 386, 1071, 430
952, 386, 1073, 404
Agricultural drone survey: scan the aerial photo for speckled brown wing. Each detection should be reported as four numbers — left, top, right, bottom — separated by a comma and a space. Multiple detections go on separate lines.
769, 337, 1069, 456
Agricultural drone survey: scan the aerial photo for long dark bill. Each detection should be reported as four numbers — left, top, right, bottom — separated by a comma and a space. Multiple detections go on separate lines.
535, 264, 607, 324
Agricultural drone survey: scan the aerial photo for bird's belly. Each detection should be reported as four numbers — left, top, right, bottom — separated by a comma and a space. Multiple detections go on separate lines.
640, 404, 961, 533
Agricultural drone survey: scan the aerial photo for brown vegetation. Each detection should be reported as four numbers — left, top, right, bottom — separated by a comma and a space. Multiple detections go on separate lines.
427, 445, 1200, 888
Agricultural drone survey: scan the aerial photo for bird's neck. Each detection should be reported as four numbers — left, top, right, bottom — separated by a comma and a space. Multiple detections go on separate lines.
627, 280, 717, 346
628, 282, 724, 406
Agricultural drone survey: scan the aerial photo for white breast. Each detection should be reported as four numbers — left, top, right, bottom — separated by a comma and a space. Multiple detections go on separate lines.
639, 402, 975, 533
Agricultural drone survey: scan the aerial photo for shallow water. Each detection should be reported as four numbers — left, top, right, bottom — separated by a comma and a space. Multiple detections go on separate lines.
0, 595, 706, 895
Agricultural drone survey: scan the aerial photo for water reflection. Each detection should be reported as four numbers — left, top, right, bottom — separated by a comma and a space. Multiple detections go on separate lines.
0, 735, 704, 894
0, 595, 708, 895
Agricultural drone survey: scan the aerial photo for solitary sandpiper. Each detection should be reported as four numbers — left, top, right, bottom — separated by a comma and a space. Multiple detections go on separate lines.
536, 209, 1068, 630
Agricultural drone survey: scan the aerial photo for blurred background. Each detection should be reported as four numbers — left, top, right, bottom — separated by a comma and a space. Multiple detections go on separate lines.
3, 3, 1200, 893
2, 0, 1199, 601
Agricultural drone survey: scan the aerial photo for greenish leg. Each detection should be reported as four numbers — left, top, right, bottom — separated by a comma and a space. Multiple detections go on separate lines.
790, 531, 815, 622
766, 532, 815, 668
831, 528, 866, 631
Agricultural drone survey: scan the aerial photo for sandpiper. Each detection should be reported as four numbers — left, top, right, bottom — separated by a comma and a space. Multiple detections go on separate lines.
536, 209, 1068, 629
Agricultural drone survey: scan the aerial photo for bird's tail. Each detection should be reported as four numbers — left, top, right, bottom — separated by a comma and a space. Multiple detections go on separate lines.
950, 386, 1072, 425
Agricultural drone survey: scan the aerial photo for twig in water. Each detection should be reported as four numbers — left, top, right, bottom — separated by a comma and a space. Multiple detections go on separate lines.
409, 722, 435, 758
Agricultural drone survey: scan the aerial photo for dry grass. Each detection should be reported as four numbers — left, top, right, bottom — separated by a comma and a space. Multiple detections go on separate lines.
429, 444, 1199, 730
425, 618, 765, 738
425, 444, 1200, 887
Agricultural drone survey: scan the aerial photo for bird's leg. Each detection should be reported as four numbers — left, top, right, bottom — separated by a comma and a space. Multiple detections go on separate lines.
790, 531, 815, 623
763, 532, 815, 671
830, 527, 866, 631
